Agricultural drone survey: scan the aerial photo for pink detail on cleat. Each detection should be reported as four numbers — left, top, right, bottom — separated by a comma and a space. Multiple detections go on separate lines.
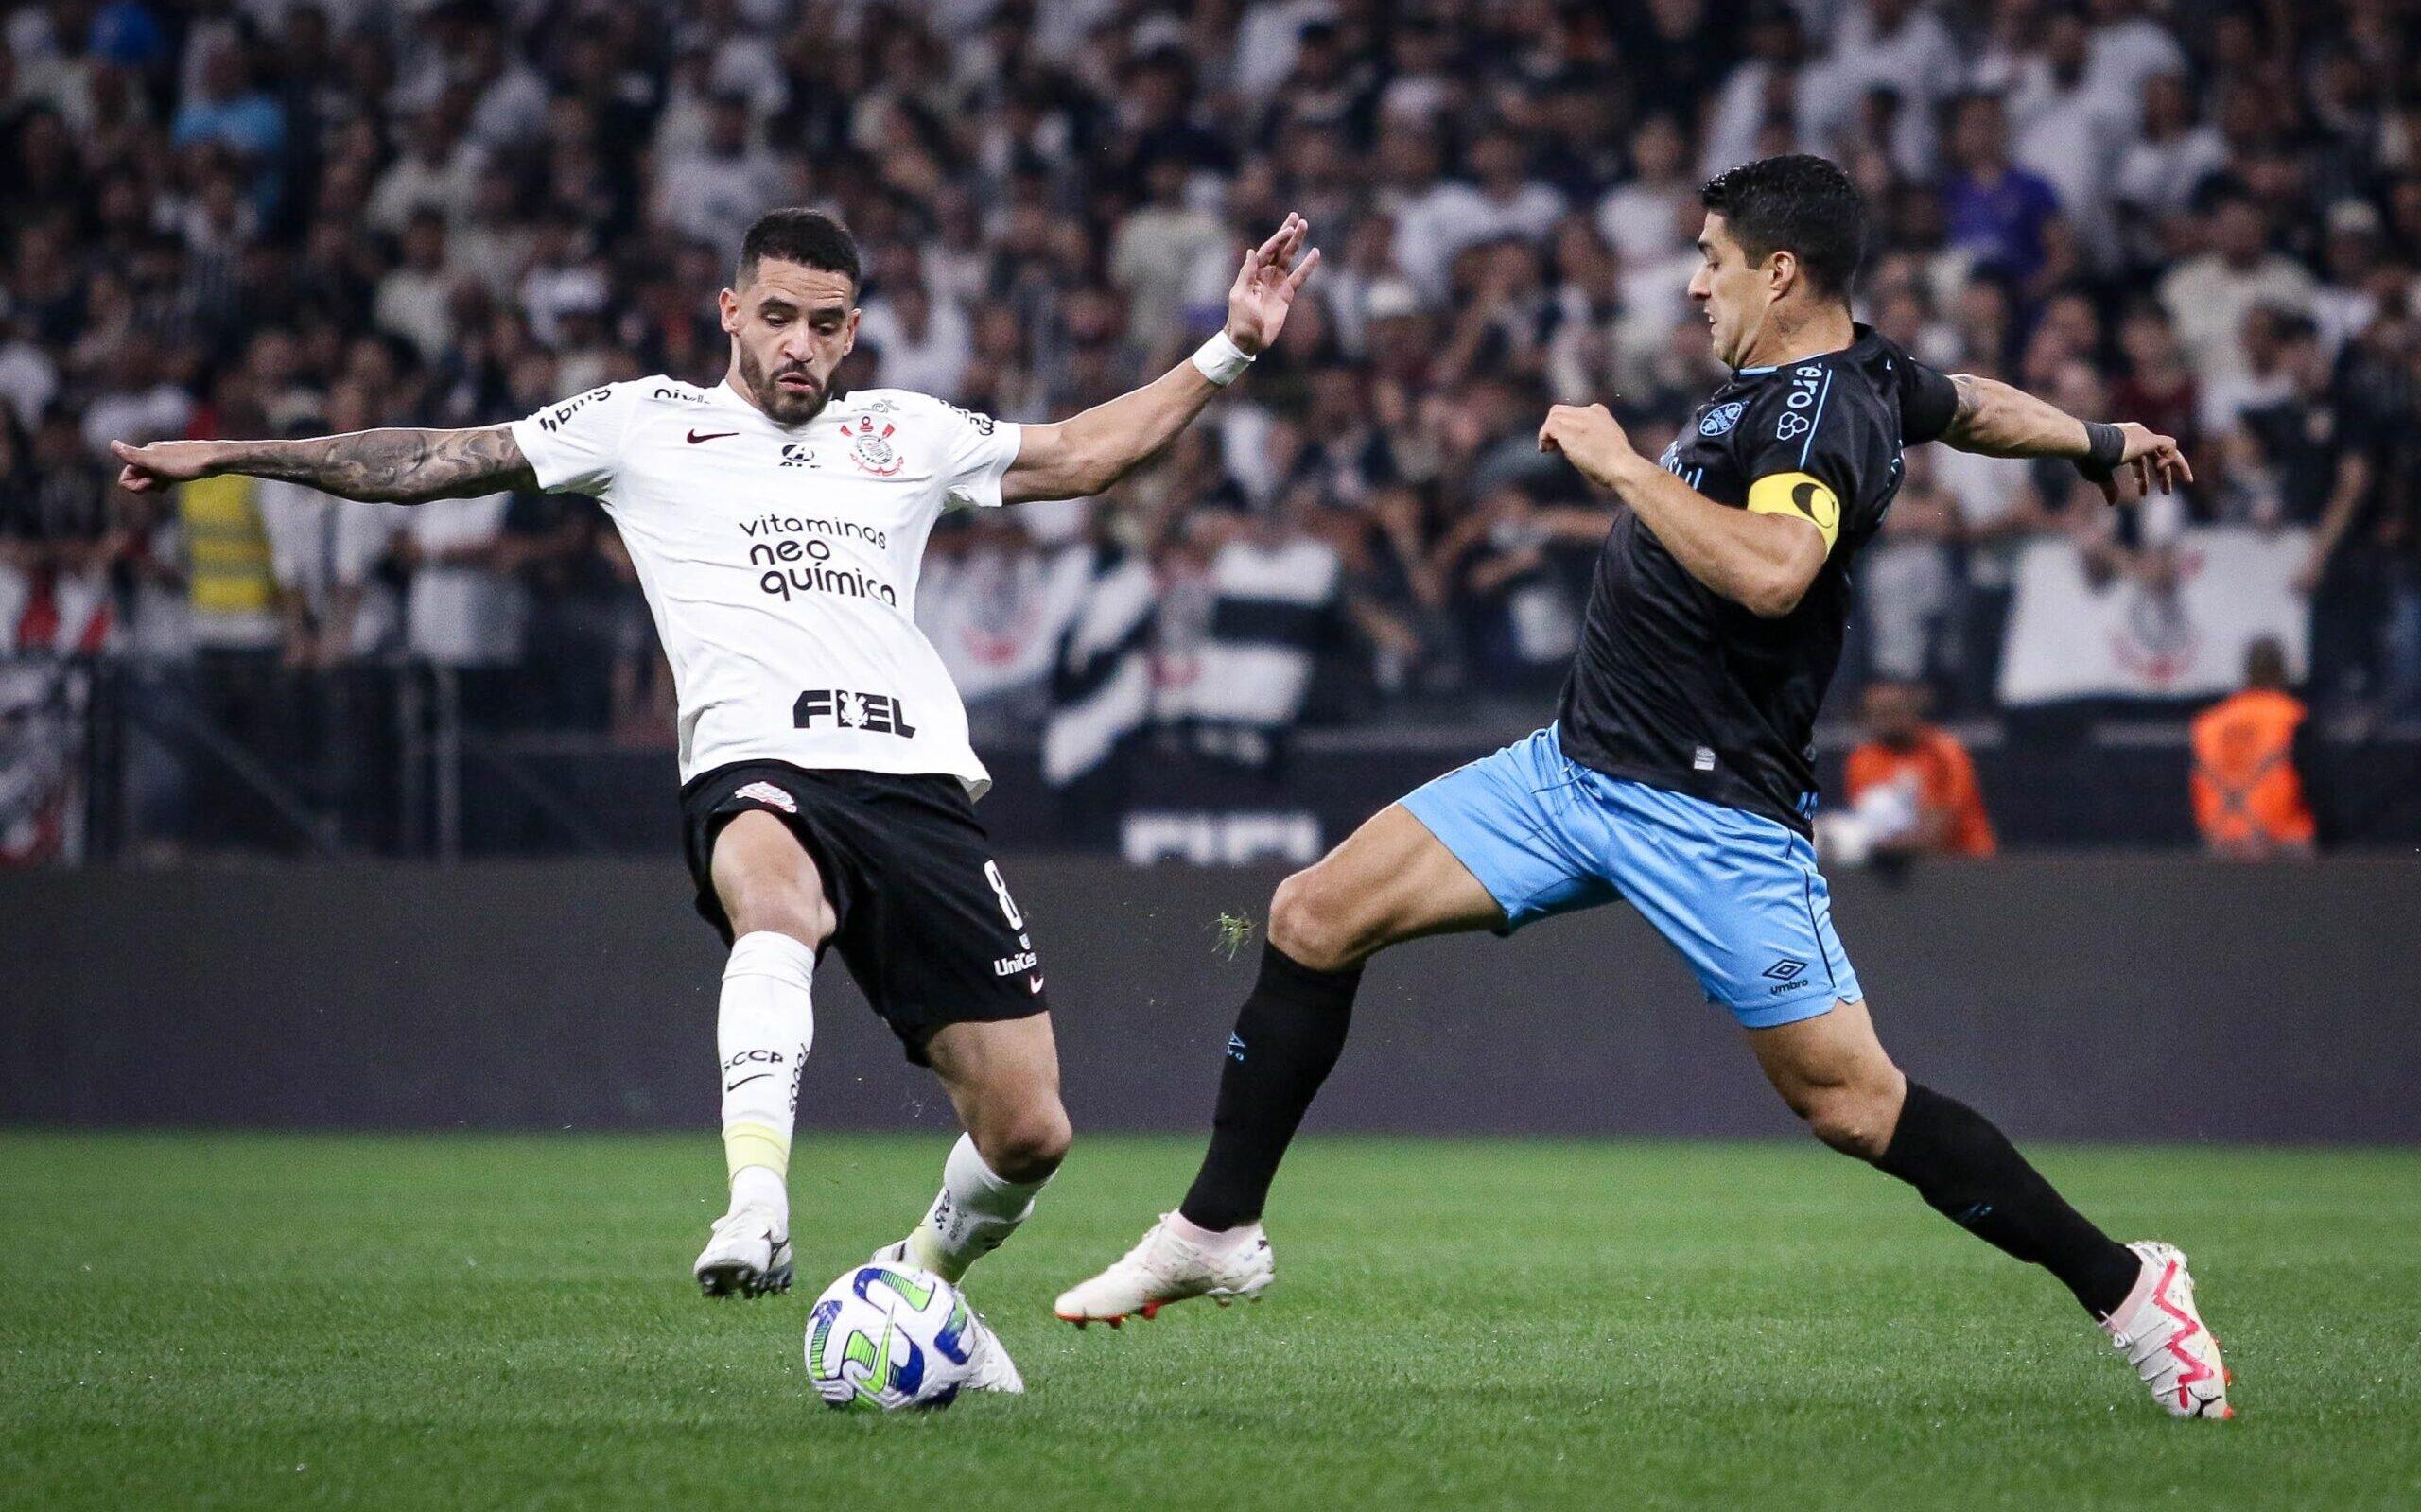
2148, 1258, 2219, 1412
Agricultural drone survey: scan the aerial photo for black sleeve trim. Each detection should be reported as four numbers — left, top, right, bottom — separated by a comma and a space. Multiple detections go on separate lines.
1899, 359, 1959, 447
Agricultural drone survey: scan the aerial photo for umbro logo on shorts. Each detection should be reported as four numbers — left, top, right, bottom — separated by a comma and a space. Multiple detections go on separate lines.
1763, 958, 1808, 982
735, 781, 797, 814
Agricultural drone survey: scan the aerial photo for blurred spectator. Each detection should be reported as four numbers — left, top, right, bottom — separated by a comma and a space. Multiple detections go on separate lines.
374, 211, 460, 364
393, 490, 531, 715
1176, 490, 1344, 769
170, 37, 287, 215
1803, 0, 1962, 178
858, 246, 973, 400
1434, 480, 1607, 694
2190, 636, 2317, 860
368, 111, 485, 238
1840, 678, 1998, 859
1393, 126, 1566, 303
257, 388, 403, 669
653, 91, 792, 262
2113, 72, 2227, 267
1596, 114, 1695, 269
2005, 7, 2132, 263
1941, 93, 2065, 287
1860, 450, 1959, 686
2159, 190, 2318, 382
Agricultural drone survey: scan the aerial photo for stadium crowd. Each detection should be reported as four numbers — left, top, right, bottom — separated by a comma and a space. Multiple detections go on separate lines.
3, 0, 2419, 817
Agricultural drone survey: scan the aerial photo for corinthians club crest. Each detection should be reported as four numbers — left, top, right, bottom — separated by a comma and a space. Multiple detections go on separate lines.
840, 416, 903, 476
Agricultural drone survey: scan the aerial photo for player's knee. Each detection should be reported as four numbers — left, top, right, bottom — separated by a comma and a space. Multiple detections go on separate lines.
1795, 1082, 1899, 1160
721, 867, 834, 947
977, 1101, 1071, 1184
724, 895, 830, 950
1267, 866, 1365, 972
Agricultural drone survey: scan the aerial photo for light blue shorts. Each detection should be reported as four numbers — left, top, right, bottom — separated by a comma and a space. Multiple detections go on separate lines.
1399, 726, 1859, 1029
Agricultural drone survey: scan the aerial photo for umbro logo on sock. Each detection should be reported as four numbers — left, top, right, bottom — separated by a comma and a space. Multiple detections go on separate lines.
1227, 1034, 1247, 1063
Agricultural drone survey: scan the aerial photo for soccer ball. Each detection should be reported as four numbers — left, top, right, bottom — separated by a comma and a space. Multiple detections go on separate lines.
804, 1261, 978, 1411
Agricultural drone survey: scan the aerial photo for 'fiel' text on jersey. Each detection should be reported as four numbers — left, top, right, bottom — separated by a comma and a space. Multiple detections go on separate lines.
792, 688, 917, 737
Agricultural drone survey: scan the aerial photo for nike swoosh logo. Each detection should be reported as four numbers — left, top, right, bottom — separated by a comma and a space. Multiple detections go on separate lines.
688, 429, 739, 443
723, 1072, 772, 1091
1026, 974, 1046, 995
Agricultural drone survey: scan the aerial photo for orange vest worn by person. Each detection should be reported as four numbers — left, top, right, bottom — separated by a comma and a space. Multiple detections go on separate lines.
1842, 726, 1998, 858
2190, 688, 2315, 850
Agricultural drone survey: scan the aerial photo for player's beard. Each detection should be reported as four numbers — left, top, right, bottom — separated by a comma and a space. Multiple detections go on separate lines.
739, 347, 829, 426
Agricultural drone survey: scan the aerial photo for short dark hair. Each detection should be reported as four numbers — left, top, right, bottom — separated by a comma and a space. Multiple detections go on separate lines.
1699, 153, 1867, 303
737, 208, 862, 290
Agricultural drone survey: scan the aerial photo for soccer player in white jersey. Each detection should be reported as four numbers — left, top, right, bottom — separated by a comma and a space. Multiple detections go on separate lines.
113, 207, 1321, 1385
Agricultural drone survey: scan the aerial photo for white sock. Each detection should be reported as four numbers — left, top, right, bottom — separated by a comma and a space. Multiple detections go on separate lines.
1167, 1209, 1259, 1254
718, 930, 814, 1224
903, 1134, 1052, 1282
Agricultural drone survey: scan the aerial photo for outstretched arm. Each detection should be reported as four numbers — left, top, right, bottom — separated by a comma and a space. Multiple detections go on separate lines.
1002, 215, 1319, 504
112, 426, 536, 504
1933, 374, 2191, 505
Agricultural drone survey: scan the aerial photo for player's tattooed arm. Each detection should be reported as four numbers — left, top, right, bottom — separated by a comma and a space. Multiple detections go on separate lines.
1934, 374, 2084, 458
1937, 374, 2191, 504
111, 426, 538, 504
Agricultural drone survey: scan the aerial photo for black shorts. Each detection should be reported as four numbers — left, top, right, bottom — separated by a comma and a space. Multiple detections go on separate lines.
680, 760, 1050, 1065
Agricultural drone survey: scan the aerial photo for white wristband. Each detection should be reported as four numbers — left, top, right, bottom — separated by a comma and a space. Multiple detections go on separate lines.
1191, 331, 1255, 387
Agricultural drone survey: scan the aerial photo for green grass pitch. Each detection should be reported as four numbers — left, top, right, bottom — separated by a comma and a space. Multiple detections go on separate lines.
2, 1133, 2414, 1511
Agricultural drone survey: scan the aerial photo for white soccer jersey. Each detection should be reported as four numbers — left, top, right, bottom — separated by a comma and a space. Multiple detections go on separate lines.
509, 377, 1023, 794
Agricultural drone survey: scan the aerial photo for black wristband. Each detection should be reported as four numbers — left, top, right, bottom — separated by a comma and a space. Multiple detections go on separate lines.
2078, 421, 2125, 481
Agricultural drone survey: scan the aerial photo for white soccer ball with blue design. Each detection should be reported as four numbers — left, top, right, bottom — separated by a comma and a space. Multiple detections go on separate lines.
805, 1262, 978, 1411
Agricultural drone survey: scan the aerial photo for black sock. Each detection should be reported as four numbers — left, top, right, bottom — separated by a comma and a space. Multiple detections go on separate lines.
1874, 1081, 2142, 1318
1177, 942, 1363, 1231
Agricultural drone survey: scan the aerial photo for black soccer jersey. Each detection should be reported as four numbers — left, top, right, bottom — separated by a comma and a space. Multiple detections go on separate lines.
1554, 325, 1959, 834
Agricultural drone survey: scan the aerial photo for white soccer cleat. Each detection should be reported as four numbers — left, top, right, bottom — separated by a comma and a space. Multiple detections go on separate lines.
693, 1204, 793, 1298
959, 1310, 1026, 1394
1054, 1212, 1275, 1326
2103, 1242, 2233, 1419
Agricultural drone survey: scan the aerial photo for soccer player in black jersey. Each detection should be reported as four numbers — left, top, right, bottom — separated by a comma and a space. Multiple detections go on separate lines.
1057, 155, 2232, 1420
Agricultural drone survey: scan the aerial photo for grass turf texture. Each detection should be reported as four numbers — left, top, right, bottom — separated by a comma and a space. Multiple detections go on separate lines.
1, 1135, 2412, 1511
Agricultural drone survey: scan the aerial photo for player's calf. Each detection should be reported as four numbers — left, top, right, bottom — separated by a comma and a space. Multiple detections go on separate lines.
885, 1019, 1070, 1283
700, 813, 828, 1295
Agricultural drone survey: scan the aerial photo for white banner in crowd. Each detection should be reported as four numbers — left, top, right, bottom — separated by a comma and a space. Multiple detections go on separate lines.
1997, 528, 2310, 705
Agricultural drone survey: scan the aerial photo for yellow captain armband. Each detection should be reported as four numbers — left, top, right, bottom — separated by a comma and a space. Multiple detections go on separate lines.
1746, 470, 1840, 553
